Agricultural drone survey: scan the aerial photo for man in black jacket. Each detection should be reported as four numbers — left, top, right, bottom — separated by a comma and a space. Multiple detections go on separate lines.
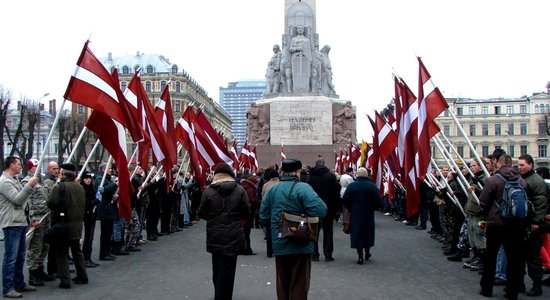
307, 160, 341, 261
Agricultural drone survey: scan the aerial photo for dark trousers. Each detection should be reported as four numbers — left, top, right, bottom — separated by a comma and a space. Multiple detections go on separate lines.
275, 254, 311, 300
211, 253, 237, 300
265, 222, 273, 257
243, 226, 253, 253
313, 217, 334, 258
54, 239, 87, 285
146, 204, 160, 236
419, 201, 429, 227
83, 215, 96, 261
428, 202, 442, 233
99, 219, 114, 259
526, 230, 544, 284
160, 202, 172, 233
480, 222, 527, 297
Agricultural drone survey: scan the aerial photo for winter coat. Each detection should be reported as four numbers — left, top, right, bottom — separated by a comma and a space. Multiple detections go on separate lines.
479, 165, 527, 226
0, 173, 34, 228
307, 165, 341, 218
260, 176, 327, 256
521, 169, 548, 225
241, 177, 260, 228
48, 180, 86, 240
199, 173, 250, 256
465, 171, 488, 216
342, 177, 383, 249
22, 171, 50, 220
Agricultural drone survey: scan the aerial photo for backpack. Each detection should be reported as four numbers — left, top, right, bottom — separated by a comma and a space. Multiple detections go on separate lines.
494, 173, 529, 219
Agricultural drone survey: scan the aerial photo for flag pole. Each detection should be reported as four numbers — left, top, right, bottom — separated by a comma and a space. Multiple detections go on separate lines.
429, 158, 466, 216
99, 155, 113, 188
65, 126, 88, 164
445, 108, 490, 178
36, 99, 67, 177
438, 132, 483, 189
77, 139, 100, 179
137, 165, 156, 198
433, 135, 480, 205
127, 146, 138, 169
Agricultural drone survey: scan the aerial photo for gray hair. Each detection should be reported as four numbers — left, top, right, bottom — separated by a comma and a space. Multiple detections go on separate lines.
356, 167, 368, 178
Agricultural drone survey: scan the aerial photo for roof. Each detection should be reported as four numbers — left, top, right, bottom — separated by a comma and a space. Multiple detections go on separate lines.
100, 52, 176, 74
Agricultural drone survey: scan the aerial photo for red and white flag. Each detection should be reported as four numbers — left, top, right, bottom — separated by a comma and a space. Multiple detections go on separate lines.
64, 41, 142, 142
154, 85, 178, 186
124, 72, 151, 171
175, 110, 205, 188
281, 143, 286, 163
417, 57, 449, 179
195, 109, 233, 165
229, 140, 239, 170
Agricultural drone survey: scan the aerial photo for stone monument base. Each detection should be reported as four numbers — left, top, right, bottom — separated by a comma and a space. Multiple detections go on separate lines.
255, 144, 338, 171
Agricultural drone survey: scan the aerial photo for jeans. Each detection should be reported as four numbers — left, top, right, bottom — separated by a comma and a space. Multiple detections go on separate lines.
2, 226, 27, 294
496, 245, 508, 280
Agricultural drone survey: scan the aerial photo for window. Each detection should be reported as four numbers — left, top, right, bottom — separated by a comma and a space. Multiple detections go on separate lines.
457, 107, 463, 116
509, 145, 514, 158
520, 145, 528, 155
520, 105, 527, 114
121, 81, 127, 92
469, 124, 476, 136
535, 104, 539, 113
538, 122, 547, 136
77, 104, 84, 114
176, 82, 181, 93
457, 146, 464, 158
506, 105, 514, 115
110, 67, 116, 74
171, 65, 178, 73
146, 65, 154, 74
495, 106, 501, 115
145, 81, 152, 92
122, 66, 130, 74
547, 104, 550, 113
444, 110, 450, 117
443, 124, 450, 136
134, 65, 140, 73
174, 100, 181, 112
469, 107, 476, 115
469, 145, 477, 158
482, 123, 489, 136
520, 122, 528, 135
495, 145, 502, 151
539, 144, 547, 158
507, 123, 514, 135
161, 80, 167, 91
494, 123, 501, 136
481, 106, 488, 115
482, 145, 489, 157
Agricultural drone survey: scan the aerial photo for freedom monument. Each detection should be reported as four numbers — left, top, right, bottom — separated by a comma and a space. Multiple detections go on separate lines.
247, 0, 357, 168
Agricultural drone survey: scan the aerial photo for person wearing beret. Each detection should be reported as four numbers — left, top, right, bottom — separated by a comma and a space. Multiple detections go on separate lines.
47, 164, 88, 289
260, 158, 327, 300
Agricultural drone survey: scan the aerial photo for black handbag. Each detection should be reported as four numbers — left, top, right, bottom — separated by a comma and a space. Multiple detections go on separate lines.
278, 181, 319, 243
44, 183, 69, 244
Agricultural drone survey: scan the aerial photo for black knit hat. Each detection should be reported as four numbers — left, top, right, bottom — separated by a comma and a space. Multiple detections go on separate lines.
281, 159, 302, 172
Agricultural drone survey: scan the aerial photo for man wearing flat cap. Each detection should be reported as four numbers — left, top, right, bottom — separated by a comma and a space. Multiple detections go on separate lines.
48, 163, 88, 288
260, 158, 327, 300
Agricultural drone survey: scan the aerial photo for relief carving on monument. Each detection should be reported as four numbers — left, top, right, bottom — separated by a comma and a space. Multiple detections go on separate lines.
333, 101, 356, 144
246, 102, 270, 145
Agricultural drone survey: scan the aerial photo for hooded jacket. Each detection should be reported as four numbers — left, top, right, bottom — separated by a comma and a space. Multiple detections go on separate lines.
307, 164, 341, 218
199, 173, 250, 256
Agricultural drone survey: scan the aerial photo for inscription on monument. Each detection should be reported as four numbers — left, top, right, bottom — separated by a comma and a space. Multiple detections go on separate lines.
270, 100, 332, 145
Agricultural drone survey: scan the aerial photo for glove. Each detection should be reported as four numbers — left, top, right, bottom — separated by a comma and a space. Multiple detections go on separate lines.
96, 186, 104, 202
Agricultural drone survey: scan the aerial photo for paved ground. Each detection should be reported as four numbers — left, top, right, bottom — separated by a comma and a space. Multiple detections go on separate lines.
2, 213, 548, 299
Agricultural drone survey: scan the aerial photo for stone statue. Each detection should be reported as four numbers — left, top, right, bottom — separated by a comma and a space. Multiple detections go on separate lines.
247, 102, 270, 144
333, 101, 356, 143
333, 116, 351, 144
319, 45, 336, 96
280, 38, 293, 94
289, 25, 312, 94
265, 44, 282, 95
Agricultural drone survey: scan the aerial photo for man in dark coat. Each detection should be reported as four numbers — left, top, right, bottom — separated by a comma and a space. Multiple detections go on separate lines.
479, 154, 528, 300
47, 164, 88, 289
199, 163, 250, 300
342, 167, 382, 264
307, 159, 341, 261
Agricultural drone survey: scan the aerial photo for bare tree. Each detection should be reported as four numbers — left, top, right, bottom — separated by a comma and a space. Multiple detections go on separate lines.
56, 110, 78, 164
20, 98, 40, 165
0, 85, 12, 167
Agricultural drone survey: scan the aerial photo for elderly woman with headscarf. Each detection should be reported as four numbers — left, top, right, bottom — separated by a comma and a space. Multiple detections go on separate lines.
342, 167, 383, 264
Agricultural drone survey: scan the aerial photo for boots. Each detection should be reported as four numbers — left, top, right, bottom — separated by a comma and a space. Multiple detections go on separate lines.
463, 248, 478, 268
357, 249, 364, 265
526, 283, 542, 297
37, 266, 55, 282
112, 241, 129, 256
447, 249, 469, 262
470, 249, 485, 272
28, 269, 44, 286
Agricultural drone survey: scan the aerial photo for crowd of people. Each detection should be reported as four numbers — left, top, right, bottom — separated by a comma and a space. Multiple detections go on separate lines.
1, 149, 549, 299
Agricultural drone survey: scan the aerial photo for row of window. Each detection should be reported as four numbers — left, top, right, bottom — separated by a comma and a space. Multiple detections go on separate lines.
111, 65, 179, 75
77, 98, 185, 114
442, 122, 548, 137
454, 104, 530, 116
450, 144, 547, 160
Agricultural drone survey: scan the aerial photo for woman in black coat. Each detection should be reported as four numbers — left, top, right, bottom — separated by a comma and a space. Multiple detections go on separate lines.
342, 167, 383, 264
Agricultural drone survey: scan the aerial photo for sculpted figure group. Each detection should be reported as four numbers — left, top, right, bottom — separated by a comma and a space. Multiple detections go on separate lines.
265, 25, 336, 98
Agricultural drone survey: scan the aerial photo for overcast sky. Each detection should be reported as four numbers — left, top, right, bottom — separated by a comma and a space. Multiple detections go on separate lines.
1, 0, 549, 142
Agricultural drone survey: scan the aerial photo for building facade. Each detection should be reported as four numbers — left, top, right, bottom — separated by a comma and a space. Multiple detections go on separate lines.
433, 92, 550, 168
219, 80, 266, 148
70, 52, 232, 166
